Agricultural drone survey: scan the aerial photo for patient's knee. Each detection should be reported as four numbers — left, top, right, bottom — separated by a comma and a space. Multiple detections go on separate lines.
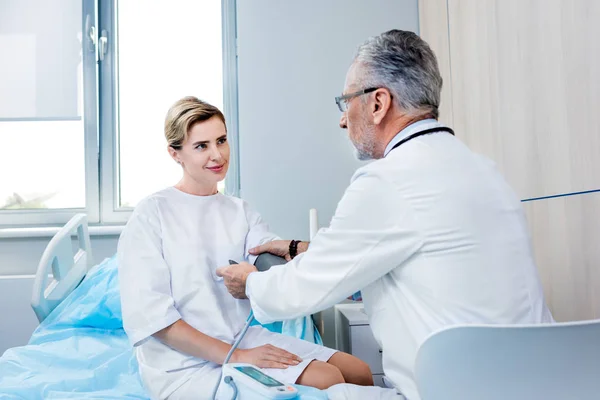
352, 358, 374, 386
296, 360, 345, 390
327, 352, 374, 386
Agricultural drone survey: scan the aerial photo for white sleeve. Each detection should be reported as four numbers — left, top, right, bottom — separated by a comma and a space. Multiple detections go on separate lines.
243, 201, 280, 264
117, 198, 182, 346
246, 170, 425, 323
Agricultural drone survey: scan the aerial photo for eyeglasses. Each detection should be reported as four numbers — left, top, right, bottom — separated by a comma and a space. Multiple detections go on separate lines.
335, 87, 378, 112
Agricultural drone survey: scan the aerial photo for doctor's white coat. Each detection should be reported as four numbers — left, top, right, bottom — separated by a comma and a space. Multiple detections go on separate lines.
246, 121, 554, 400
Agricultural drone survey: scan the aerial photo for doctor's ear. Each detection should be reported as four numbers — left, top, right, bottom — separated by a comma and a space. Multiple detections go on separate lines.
371, 88, 393, 125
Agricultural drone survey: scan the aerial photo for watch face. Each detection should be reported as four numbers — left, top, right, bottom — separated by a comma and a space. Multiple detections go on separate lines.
234, 366, 283, 387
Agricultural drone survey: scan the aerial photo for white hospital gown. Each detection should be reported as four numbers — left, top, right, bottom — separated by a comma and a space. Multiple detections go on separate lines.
117, 187, 335, 400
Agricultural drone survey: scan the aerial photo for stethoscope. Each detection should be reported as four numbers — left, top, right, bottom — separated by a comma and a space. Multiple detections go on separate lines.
388, 126, 455, 153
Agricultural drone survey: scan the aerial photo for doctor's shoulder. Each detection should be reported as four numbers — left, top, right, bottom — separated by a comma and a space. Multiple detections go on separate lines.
349, 157, 409, 188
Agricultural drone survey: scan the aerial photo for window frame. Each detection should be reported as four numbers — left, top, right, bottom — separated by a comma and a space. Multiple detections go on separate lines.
99, 0, 240, 224
0, 0, 100, 228
0, 0, 239, 228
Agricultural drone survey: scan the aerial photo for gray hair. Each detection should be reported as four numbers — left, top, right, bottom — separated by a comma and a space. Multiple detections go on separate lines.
354, 29, 442, 119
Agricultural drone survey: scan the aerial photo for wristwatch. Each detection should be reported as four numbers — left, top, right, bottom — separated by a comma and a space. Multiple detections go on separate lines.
289, 240, 300, 259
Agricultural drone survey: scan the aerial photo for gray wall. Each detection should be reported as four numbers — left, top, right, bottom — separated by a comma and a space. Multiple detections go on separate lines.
237, 0, 419, 240
236, 0, 419, 346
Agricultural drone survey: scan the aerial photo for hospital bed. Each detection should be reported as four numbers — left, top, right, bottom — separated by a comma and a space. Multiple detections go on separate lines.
0, 213, 400, 400
31, 213, 92, 323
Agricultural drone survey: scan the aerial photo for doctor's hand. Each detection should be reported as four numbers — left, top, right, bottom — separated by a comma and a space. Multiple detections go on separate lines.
249, 240, 309, 262
216, 262, 257, 299
231, 345, 302, 369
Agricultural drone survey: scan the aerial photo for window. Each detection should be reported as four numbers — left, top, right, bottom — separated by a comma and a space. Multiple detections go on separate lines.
0, 120, 86, 210
0, 0, 239, 227
0, 0, 98, 226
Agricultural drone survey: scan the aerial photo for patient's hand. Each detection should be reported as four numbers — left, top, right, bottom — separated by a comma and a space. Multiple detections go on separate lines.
232, 344, 302, 369
216, 262, 257, 299
249, 240, 309, 261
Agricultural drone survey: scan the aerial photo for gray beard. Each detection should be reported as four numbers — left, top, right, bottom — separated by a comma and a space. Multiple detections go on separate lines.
351, 125, 377, 161
354, 147, 373, 161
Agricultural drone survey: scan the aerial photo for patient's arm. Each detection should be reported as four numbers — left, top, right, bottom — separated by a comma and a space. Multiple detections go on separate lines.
243, 202, 283, 260
154, 319, 301, 368
153, 320, 233, 364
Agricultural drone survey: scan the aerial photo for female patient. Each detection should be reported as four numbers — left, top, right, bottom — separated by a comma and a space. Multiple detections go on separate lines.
117, 96, 372, 400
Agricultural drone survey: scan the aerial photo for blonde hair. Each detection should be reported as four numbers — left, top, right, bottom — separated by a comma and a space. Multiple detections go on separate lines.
164, 96, 226, 149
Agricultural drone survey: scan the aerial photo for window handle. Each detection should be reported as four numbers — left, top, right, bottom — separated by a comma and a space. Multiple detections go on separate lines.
85, 14, 96, 54
99, 30, 108, 61
89, 25, 96, 45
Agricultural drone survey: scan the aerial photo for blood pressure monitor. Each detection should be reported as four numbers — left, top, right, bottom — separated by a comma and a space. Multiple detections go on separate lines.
218, 363, 299, 399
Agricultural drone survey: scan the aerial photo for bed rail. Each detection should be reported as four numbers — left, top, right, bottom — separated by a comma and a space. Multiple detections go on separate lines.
31, 214, 93, 322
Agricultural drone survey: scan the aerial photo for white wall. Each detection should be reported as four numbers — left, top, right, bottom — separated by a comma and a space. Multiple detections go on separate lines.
0, 235, 118, 275
0, 277, 38, 354
236, 0, 419, 346
237, 0, 419, 240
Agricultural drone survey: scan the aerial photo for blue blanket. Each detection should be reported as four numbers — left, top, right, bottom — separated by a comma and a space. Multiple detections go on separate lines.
0, 256, 147, 399
0, 256, 326, 399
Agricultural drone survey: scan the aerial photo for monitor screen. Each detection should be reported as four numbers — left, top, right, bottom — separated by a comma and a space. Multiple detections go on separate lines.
234, 366, 284, 387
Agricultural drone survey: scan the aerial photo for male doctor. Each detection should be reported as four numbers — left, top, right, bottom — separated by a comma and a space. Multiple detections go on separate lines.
217, 29, 553, 400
